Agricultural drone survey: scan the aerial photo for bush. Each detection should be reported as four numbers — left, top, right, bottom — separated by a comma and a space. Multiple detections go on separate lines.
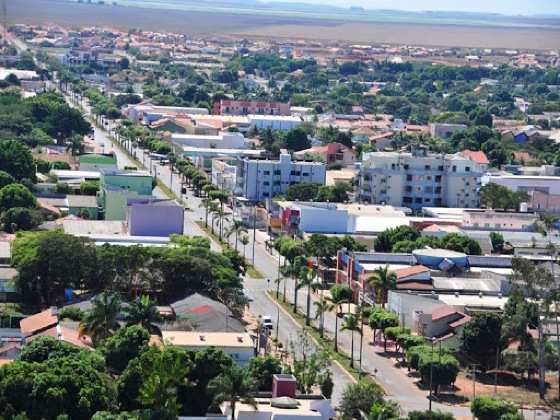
339, 381, 384, 420
1, 207, 42, 232
52, 161, 71, 170
408, 410, 455, 420
471, 396, 520, 420
59, 306, 83, 321
103, 325, 150, 373
0, 183, 36, 212
80, 180, 100, 196
55, 182, 71, 194
418, 353, 460, 393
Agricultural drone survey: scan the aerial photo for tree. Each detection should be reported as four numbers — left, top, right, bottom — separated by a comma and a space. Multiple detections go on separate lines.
104, 325, 150, 373
341, 313, 361, 368
0, 170, 15, 189
407, 411, 455, 420
461, 312, 503, 371
226, 219, 248, 251
297, 265, 316, 326
246, 356, 283, 391
367, 265, 397, 308
338, 381, 384, 420
11, 230, 97, 306
471, 396, 520, 420
314, 297, 333, 338
329, 283, 353, 352
19, 335, 82, 362
80, 292, 122, 345
369, 310, 399, 351
419, 352, 460, 394
1, 207, 42, 232
125, 295, 162, 335
66, 133, 85, 156
0, 140, 35, 180
208, 365, 257, 420
374, 225, 420, 252
284, 126, 310, 151
80, 180, 100, 195
490, 231, 504, 253
285, 182, 320, 201
0, 183, 36, 212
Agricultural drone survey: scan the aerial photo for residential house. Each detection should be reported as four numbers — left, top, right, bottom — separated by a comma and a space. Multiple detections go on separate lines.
293, 143, 355, 167
127, 198, 184, 236
429, 123, 468, 140
213, 100, 290, 116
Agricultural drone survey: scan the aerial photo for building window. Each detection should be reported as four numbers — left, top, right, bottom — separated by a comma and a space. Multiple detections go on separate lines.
274, 170, 281, 175
263, 181, 270, 186
262, 192, 269, 197
452, 165, 457, 172
403, 197, 412, 203
302, 172, 309, 176
404, 164, 409, 170
466, 167, 471, 172
435, 175, 442, 183
438, 165, 444, 171
406, 175, 413, 181
415, 197, 422, 204
425, 165, 431, 170
273, 181, 281, 186
263, 170, 270, 175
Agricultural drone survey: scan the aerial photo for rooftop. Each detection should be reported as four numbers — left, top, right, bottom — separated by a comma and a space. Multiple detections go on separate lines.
20, 308, 58, 337
162, 331, 254, 348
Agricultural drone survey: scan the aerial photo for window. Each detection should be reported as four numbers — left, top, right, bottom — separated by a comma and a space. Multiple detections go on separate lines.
452, 165, 457, 172
425, 198, 431, 202
264, 181, 270, 186
262, 192, 269, 197
435, 175, 442, 183
274, 170, 281, 175
438, 165, 444, 171
415, 197, 422, 204
273, 181, 281, 186
391, 163, 396, 169
403, 197, 412, 203
406, 175, 413, 181
263, 170, 270, 175
303, 172, 309, 176
290, 170, 296, 176
404, 164, 409, 170
466, 166, 471, 172
425, 165, 431, 170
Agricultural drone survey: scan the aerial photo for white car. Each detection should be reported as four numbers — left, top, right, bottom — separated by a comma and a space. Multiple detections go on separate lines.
261, 316, 274, 329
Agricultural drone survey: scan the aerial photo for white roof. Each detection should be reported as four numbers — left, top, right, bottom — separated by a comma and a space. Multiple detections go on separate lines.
162, 331, 254, 348
248, 114, 302, 121
354, 216, 410, 234
438, 294, 506, 309
52, 170, 101, 179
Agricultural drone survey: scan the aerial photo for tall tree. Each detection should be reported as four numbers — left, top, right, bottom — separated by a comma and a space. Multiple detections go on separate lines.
329, 283, 353, 352
125, 295, 162, 335
80, 292, 122, 345
367, 265, 397, 308
341, 313, 361, 368
208, 365, 257, 420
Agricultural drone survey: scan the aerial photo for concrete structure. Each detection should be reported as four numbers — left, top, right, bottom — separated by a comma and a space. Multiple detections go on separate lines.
212, 158, 238, 192
294, 143, 355, 167
101, 170, 153, 196
248, 115, 303, 131
236, 153, 326, 202
170, 131, 248, 150
184, 147, 264, 173
462, 210, 538, 231
429, 123, 468, 140
37, 195, 99, 219
97, 170, 154, 220
127, 198, 184, 236
213, 99, 290, 116
358, 146, 487, 209
124, 104, 209, 123
161, 331, 255, 366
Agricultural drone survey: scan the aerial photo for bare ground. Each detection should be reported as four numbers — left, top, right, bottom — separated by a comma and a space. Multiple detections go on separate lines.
9, 0, 560, 50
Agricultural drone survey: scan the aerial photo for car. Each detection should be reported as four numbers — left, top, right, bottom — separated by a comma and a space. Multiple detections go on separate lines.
242, 288, 254, 302
261, 316, 273, 329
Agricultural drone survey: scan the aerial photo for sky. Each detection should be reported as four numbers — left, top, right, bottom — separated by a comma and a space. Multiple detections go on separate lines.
265, 0, 560, 16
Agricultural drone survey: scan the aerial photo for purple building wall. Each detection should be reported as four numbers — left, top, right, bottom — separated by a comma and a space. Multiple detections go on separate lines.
127, 199, 184, 237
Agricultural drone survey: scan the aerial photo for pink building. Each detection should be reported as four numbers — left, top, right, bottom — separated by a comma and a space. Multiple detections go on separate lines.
213, 100, 290, 116
462, 210, 538, 231
529, 190, 560, 214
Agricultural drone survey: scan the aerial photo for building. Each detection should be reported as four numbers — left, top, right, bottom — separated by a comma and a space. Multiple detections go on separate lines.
37, 195, 99, 219
161, 331, 255, 365
97, 170, 154, 220
127, 198, 184, 236
169, 131, 248, 150
248, 115, 303, 131
294, 143, 356, 167
462, 210, 538, 231
124, 104, 209, 123
78, 153, 118, 172
213, 100, 290, 116
429, 123, 468, 140
358, 146, 487, 209
236, 153, 326, 201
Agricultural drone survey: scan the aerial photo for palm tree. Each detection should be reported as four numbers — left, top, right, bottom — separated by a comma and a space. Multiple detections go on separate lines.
314, 298, 333, 338
212, 208, 230, 241
341, 313, 361, 368
80, 292, 121, 345
282, 256, 307, 314
66, 133, 85, 156
240, 236, 250, 258
329, 284, 352, 353
297, 266, 317, 326
125, 295, 162, 335
209, 189, 230, 240
208, 365, 257, 420
226, 220, 248, 251
367, 265, 397, 309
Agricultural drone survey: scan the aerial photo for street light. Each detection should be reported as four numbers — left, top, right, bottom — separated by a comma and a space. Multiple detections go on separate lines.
429, 336, 436, 412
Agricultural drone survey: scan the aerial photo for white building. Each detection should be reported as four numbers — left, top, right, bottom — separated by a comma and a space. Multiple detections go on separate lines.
482, 173, 560, 196
248, 115, 303, 131
429, 123, 468, 140
161, 331, 255, 366
358, 146, 487, 209
170, 131, 248, 150
124, 104, 209, 123
236, 152, 326, 201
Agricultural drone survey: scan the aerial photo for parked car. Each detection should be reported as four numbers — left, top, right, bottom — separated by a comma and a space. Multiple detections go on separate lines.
261, 315, 273, 329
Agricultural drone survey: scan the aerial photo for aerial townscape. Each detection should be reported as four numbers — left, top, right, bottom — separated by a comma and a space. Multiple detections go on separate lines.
0, 0, 559, 419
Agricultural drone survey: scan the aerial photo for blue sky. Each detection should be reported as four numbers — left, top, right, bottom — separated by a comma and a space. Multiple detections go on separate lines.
265, 0, 560, 15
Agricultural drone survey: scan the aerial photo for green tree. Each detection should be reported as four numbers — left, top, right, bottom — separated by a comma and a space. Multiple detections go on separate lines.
104, 325, 150, 373
80, 292, 122, 345
284, 126, 311, 151
329, 283, 353, 352
0, 140, 35, 180
338, 381, 384, 420
1, 207, 42, 232
369, 309, 399, 351
418, 353, 460, 394
226, 219, 248, 252
461, 312, 503, 371
297, 265, 317, 326
285, 182, 320, 201
246, 356, 283, 391
80, 180, 100, 195
367, 265, 397, 309
0, 170, 15, 188
208, 365, 257, 420
19, 336, 82, 363
341, 313, 361, 368
374, 225, 420, 252
314, 297, 334, 338
0, 183, 36, 212
125, 295, 162, 335
490, 231, 504, 253
407, 411, 455, 420
471, 396, 520, 420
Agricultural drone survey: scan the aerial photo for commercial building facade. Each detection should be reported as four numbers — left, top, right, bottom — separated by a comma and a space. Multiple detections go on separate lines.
213, 100, 290, 116
358, 146, 487, 209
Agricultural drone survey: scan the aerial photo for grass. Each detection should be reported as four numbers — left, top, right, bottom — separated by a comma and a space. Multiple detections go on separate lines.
195, 221, 264, 279
269, 291, 383, 391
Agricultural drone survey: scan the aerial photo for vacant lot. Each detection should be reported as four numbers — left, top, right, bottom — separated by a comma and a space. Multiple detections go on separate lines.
9, 0, 560, 50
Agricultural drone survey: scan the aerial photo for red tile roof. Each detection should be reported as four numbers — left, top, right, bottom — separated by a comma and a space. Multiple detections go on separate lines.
461, 149, 490, 165
20, 308, 58, 337
431, 305, 458, 321
393, 265, 430, 280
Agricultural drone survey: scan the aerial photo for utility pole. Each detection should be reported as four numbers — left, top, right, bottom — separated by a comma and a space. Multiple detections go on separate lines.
538, 314, 546, 400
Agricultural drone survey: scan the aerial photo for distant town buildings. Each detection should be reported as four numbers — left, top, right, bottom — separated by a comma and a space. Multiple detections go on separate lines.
213, 99, 291, 116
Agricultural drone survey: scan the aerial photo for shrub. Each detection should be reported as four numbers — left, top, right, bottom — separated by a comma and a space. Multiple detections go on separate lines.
59, 306, 83, 321
471, 396, 520, 420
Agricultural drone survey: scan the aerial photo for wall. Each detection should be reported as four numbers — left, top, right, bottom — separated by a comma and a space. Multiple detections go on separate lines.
388, 291, 443, 329
297, 205, 350, 234
128, 201, 184, 236
103, 173, 153, 196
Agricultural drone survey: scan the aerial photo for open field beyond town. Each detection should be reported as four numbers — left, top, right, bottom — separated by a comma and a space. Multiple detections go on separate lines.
10, 0, 560, 49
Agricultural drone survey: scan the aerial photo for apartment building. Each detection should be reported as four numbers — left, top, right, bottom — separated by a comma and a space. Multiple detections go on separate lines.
213, 100, 290, 116
235, 153, 326, 201
358, 146, 487, 209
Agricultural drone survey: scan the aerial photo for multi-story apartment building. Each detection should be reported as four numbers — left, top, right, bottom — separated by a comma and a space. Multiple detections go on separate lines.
235, 152, 326, 201
358, 146, 488, 209
213, 100, 291, 116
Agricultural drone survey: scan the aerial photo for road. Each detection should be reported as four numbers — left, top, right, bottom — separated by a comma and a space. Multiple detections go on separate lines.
60, 87, 553, 419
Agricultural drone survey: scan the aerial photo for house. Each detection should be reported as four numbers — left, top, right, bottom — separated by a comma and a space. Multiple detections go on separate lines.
462, 210, 538, 231
161, 331, 255, 365
293, 143, 355, 167
169, 131, 248, 150
429, 123, 467, 140
97, 170, 154, 220
514, 126, 540, 143
415, 305, 472, 348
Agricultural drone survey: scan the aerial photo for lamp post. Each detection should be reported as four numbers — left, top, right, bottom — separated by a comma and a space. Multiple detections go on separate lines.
429, 336, 436, 412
